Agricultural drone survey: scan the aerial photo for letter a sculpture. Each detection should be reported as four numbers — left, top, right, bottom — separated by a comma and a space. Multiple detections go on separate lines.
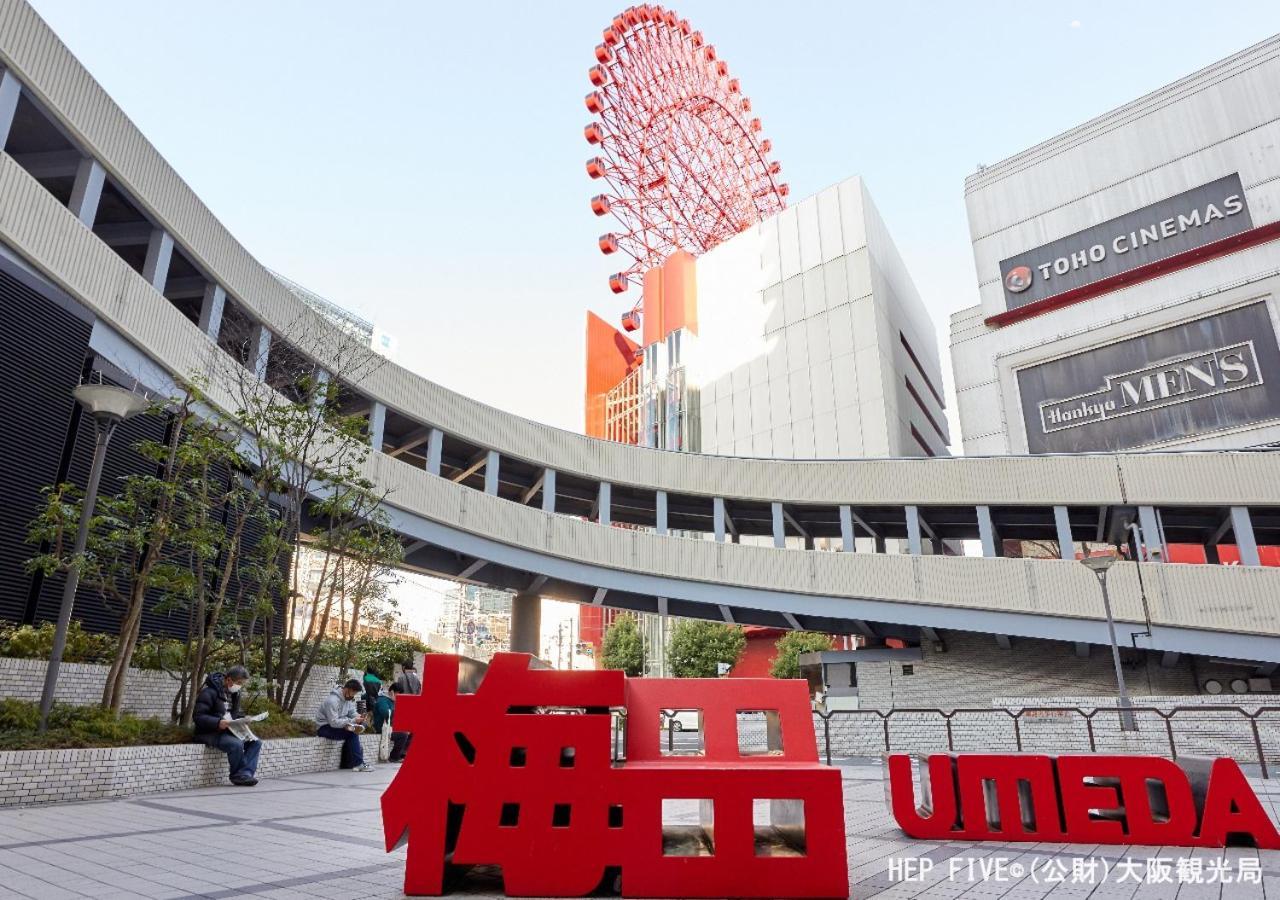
382, 653, 849, 897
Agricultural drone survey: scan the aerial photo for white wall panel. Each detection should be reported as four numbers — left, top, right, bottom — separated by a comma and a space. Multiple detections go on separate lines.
827, 304, 854, 358
802, 267, 825, 319
817, 185, 844, 264
834, 404, 863, 456
782, 275, 804, 327
763, 283, 784, 334
797, 197, 822, 272
764, 333, 788, 380
813, 410, 838, 457
822, 257, 849, 310
749, 383, 771, 434
770, 425, 794, 458
805, 312, 832, 363
837, 176, 868, 253
788, 368, 814, 421
830, 351, 859, 411
758, 217, 782, 287
784, 321, 809, 372
845, 247, 873, 300
778, 205, 802, 280
811, 358, 836, 415
791, 417, 816, 457
768, 377, 790, 427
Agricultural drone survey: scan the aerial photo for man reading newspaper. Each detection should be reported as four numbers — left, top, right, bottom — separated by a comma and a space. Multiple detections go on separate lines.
193, 666, 266, 786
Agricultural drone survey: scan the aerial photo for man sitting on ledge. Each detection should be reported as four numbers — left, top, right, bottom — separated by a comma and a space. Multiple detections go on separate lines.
192, 665, 261, 787
315, 678, 374, 772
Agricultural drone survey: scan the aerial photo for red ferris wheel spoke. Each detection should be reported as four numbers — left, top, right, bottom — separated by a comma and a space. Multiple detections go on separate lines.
584, 5, 787, 304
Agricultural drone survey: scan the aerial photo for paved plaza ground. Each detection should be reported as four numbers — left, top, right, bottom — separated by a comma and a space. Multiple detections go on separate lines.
0, 761, 1278, 899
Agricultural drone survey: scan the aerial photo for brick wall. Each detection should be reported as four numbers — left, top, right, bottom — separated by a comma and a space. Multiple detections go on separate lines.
0, 656, 345, 721
0, 732, 381, 807
848, 632, 1218, 711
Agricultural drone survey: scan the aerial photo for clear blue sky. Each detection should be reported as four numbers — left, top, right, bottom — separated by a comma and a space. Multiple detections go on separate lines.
28, 1, 1280, 437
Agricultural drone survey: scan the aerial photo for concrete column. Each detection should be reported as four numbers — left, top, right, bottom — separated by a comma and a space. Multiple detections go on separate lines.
368, 402, 386, 451
1231, 506, 1261, 567
977, 505, 997, 558
67, 158, 105, 227
198, 284, 225, 339
1137, 505, 1165, 562
839, 505, 854, 552
142, 228, 174, 293
874, 535, 886, 553
541, 468, 556, 513
484, 450, 500, 495
509, 591, 541, 655
311, 369, 330, 414
771, 502, 785, 549
597, 482, 611, 526
425, 428, 443, 476
713, 497, 726, 543
248, 322, 271, 380
1053, 505, 1074, 560
905, 505, 922, 556
0, 70, 20, 149
655, 490, 668, 535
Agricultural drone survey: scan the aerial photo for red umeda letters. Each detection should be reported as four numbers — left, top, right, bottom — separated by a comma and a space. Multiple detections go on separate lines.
1197, 757, 1280, 849
954, 755, 1065, 841
885, 754, 958, 840
1057, 755, 1198, 846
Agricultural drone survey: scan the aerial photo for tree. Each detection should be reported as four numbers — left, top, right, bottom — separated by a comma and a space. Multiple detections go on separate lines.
205, 308, 402, 713
770, 631, 835, 679
26, 386, 264, 715
601, 614, 644, 676
667, 619, 745, 678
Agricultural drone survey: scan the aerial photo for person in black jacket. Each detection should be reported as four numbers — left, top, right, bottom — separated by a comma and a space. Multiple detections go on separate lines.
193, 666, 262, 786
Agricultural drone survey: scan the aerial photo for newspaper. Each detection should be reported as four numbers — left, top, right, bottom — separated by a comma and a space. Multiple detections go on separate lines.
224, 711, 268, 742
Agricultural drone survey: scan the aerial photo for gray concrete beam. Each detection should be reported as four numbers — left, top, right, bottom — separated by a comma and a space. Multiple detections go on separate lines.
425, 428, 443, 476
198, 284, 225, 339
839, 505, 854, 552
248, 322, 270, 380
906, 505, 922, 556
1054, 506, 1074, 560
713, 497, 726, 543
67, 157, 105, 227
977, 505, 998, 558
0, 70, 20, 148
368, 402, 386, 451
542, 469, 557, 514
142, 228, 174, 293
656, 490, 667, 535
1231, 506, 1261, 567
510, 592, 541, 654
771, 501, 785, 549
484, 450, 500, 495
597, 482, 611, 526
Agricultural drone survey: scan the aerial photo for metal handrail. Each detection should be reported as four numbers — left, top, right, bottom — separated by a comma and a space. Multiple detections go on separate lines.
812, 704, 1280, 777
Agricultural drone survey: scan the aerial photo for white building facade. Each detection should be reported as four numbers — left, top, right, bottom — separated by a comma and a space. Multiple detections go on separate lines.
952, 37, 1280, 456
690, 175, 949, 459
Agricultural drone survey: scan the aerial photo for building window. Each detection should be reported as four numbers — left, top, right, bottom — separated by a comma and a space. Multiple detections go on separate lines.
899, 332, 945, 406
902, 664, 914, 676
910, 424, 936, 457
904, 376, 948, 445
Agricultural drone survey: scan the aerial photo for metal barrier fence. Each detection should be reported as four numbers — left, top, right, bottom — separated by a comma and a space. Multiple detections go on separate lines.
814, 706, 1280, 776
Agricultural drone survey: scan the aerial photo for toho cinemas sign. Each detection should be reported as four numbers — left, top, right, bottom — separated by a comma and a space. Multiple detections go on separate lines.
999, 174, 1253, 310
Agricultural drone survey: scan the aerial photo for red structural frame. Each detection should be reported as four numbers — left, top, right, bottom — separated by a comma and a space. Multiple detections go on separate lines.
985, 220, 1280, 327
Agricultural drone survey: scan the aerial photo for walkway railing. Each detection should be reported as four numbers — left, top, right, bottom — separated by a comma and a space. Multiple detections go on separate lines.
811, 705, 1280, 776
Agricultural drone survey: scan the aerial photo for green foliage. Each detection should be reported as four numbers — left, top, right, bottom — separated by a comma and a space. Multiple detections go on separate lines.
0, 699, 190, 751
0, 621, 116, 664
667, 620, 745, 678
769, 631, 835, 679
240, 694, 323, 740
315, 634, 429, 680
601, 614, 644, 676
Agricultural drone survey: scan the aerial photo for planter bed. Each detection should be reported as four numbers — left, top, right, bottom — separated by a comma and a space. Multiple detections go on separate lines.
0, 732, 380, 807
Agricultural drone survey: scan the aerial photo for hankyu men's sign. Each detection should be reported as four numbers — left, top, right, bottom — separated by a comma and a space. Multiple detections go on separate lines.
999, 174, 1253, 309
1016, 302, 1280, 453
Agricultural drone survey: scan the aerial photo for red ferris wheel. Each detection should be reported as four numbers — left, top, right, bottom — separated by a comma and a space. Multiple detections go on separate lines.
584, 5, 788, 329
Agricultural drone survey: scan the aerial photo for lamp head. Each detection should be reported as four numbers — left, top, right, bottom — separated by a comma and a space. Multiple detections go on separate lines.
1079, 551, 1117, 574
72, 384, 149, 424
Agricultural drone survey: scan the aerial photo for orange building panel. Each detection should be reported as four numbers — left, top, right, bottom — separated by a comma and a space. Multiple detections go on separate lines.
585, 311, 641, 439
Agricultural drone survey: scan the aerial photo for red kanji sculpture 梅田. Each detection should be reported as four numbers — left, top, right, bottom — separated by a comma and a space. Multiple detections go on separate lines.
381, 653, 849, 898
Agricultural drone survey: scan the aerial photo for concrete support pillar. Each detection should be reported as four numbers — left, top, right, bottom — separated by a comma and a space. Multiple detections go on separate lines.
509, 591, 541, 655
1137, 505, 1165, 562
68, 158, 105, 227
1231, 506, 1261, 567
311, 369, 330, 414
142, 228, 174, 293
771, 502, 785, 549
713, 497, 726, 543
368, 402, 386, 451
905, 505, 922, 556
655, 490, 668, 535
874, 535, 886, 554
198, 284, 225, 339
839, 505, 854, 552
541, 468, 556, 513
248, 322, 271, 380
0, 70, 21, 149
977, 505, 998, 558
1205, 543, 1221, 565
1053, 505, 1074, 560
484, 450, 500, 495
597, 482, 611, 526
425, 428, 443, 476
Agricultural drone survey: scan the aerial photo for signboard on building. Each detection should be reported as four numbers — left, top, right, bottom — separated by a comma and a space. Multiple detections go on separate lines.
999, 174, 1253, 310
1016, 302, 1280, 453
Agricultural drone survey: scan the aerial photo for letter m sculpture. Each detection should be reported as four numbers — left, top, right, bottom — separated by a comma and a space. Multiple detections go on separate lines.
382, 653, 848, 897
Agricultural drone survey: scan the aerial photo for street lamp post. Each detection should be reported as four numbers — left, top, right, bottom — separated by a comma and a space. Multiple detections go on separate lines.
1079, 551, 1137, 732
38, 384, 149, 732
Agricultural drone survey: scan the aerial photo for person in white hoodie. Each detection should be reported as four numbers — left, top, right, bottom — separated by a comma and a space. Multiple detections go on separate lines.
314, 678, 374, 772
